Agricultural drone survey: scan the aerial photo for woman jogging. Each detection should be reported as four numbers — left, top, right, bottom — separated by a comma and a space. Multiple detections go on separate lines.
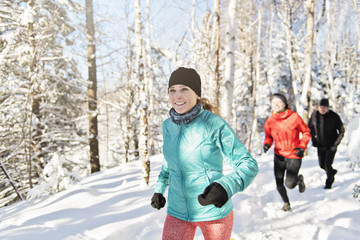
151, 67, 258, 239
263, 93, 311, 211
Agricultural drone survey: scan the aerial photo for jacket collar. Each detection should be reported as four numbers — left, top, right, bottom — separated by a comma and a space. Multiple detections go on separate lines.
169, 104, 202, 125
272, 109, 293, 120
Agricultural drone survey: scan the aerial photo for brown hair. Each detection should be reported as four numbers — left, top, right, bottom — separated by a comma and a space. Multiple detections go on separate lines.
198, 97, 220, 116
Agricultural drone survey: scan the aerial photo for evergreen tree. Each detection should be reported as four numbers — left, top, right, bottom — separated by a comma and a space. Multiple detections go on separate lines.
0, 0, 86, 206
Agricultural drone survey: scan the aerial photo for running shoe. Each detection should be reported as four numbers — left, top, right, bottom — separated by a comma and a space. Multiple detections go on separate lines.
298, 174, 306, 193
281, 202, 291, 211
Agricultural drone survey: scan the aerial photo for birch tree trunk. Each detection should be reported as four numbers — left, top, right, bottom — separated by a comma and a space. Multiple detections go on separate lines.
26, 0, 37, 188
300, 0, 315, 122
325, 0, 337, 110
247, 0, 255, 150
134, 0, 150, 185
85, 0, 100, 173
102, 78, 109, 166
123, 3, 133, 163
353, 0, 360, 89
223, 0, 237, 125
250, 3, 263, 154
265, 7, 274, 95
214, 0, 221, 108
191, 0, 196, 38
145, 0, 155, 155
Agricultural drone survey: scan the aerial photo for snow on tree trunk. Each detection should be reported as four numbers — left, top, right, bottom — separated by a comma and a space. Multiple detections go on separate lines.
223, 0, 237, 125
299, 0, 315, 123
145, 0, 155, 155
85, 0, 100, 173
123, 8, 135, 163
191, 0, 196, 37
352, 0, 360, 104
26, 1, 39, 187
248, 3, 263, 153
354, 0, 360, 89
325, 0, 338, 112
134, 0, 150, 185
214, 0, 221, 108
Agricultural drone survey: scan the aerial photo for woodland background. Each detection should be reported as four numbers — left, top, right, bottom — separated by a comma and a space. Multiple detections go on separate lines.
0, 0, 359, 207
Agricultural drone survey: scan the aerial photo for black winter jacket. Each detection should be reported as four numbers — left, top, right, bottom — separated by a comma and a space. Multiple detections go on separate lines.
308, 110, 345, 148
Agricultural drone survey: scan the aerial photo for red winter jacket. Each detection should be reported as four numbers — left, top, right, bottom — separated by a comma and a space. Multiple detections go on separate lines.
264, 109, 311, 159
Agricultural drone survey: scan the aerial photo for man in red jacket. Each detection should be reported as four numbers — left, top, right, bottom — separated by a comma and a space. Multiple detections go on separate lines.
263, 93, 311, 211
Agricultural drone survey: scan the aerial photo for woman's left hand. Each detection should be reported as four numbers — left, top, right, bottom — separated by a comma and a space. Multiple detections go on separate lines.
294, 147, 304, 158
198, 182, 229, 208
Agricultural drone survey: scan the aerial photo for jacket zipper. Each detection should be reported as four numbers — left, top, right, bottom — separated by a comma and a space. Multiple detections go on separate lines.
177, 125, 190, 221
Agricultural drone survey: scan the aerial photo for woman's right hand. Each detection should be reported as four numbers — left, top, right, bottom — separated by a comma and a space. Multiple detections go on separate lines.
151, 193, 166, 210
198, 182, 229, 208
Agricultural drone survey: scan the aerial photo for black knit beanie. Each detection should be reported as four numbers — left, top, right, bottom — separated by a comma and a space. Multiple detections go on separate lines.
168, 67, 202, 97
319, 98, 329, 107
271, 93, 288, 109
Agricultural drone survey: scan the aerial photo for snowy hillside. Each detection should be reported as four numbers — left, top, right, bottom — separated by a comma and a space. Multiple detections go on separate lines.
0, 145, 359, 240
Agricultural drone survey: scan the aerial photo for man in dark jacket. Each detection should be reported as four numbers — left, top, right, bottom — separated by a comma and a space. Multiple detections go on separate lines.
308, 99, 345, 189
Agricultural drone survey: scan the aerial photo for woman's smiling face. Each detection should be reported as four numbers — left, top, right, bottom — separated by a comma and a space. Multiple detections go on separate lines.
271, 97, 286, 113
168, 84, 199, 114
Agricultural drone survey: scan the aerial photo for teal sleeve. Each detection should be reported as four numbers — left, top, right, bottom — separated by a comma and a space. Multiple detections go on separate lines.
214, 122, 259, 198
154, 160, 169, 194
154, 121, 170, 194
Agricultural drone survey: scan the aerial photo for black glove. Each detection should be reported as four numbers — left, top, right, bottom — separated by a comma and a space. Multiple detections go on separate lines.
312, 139, 318, 147
198, 182, 229, 208
294, 147, 304, 158
263, 144, 271, 153
329, 145, 337, 152
151, 193, 166, 210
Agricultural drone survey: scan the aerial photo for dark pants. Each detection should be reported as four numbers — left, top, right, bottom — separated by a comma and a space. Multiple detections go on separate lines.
274, 154, 302, 203
317, 148, 336, 185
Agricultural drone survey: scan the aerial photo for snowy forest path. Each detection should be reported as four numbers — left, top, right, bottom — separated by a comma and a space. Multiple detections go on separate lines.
229, 147, 360, 240
0, 148, 359, 240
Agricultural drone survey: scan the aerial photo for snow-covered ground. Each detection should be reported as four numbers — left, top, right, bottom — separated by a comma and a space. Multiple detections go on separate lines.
0, 143, 359, 240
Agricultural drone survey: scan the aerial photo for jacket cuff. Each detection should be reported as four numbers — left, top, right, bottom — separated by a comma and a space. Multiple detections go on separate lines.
154, 184, 166, 195
215, 181, 232, 199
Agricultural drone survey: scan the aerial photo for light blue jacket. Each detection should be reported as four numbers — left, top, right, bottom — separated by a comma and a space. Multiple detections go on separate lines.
154, 107, 258, 222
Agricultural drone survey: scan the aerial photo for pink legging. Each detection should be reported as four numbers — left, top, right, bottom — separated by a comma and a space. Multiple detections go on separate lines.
162, 211, 233, 240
